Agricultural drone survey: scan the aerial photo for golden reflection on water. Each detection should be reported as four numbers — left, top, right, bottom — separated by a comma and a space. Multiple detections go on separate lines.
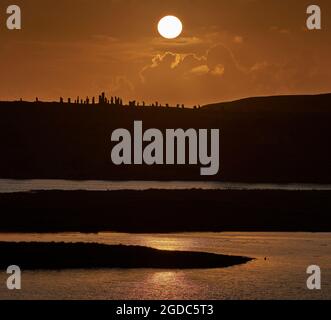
138, 236, 192, 251
150, 271, 178, 283
143, 271, 202, 299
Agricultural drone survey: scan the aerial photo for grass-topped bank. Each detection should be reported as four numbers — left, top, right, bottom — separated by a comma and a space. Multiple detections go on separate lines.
0, 242, 253, 270
0, 189, 331, 233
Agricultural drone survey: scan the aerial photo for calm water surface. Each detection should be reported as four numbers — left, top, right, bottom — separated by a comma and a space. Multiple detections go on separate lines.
0, 232, 330, 300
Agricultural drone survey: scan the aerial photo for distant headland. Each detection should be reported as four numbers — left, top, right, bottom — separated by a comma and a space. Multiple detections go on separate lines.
0, 241, 253, 270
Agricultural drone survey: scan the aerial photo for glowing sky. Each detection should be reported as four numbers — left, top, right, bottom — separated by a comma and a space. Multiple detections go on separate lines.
0, 0, 330, 105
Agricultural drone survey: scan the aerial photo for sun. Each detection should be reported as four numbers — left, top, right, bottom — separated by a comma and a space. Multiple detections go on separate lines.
158, 16, 183, 39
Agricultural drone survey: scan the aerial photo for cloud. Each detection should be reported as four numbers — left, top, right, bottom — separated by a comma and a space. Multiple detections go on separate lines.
135, 42, 252, 105
211, 64, 225, 76
190, 65, 210, 76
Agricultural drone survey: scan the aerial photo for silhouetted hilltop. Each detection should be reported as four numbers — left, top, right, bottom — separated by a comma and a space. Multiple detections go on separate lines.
1, 93, 331, 182
203, 93, 331, 113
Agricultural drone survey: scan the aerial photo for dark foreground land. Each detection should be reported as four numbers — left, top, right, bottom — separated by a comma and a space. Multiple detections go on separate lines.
0, 242, 252, 270
0, 189, 330, 233
1, 93, 331, 182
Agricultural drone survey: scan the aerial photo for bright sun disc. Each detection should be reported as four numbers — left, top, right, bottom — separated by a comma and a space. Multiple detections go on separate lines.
158, 16, 183, 39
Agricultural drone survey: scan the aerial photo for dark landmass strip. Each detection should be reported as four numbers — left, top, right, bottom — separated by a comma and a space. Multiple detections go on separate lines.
0, 242, 252, 270
0, 189, 330, 233
1, 93, 331, 182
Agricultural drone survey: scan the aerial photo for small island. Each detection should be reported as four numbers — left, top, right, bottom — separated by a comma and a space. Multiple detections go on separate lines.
0, 242, 253, 270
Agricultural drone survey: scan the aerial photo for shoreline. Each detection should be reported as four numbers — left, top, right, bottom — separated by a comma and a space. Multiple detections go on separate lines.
2, 179, 331, 194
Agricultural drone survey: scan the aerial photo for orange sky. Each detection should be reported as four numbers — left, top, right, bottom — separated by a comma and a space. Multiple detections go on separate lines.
0, 0, 331, 106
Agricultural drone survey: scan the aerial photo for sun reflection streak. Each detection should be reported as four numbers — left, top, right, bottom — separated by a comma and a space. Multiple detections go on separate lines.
138, 236, 194, 252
